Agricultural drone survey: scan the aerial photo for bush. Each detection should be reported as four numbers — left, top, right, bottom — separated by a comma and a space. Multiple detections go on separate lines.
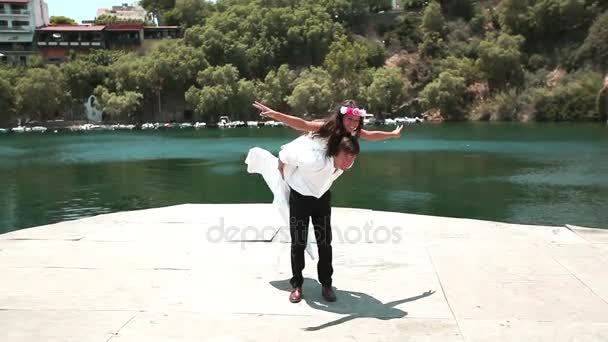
393, 12, 422, 52
534, 70, 603, 121
576, 10, 608, 71
419, 31, 446, 58
440, 56, 483, 85
527, 54, 549, 71
401, 0, 429, 10
420, 1, 445, 35
443, 0, 475, 21
445, 19, 477, 58
420, 71, 467, 119
469, 88, 536, 121
477, 33, 525, 91
523, 68, 550, 88
469, 4, 486, 34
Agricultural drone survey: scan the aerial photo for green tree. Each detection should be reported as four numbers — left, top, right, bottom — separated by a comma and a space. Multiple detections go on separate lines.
95, 14, 145, 24
257, 64, 297, 113
535, 71, 603, 121
498, 0, 591, 45
323, 35, 372, 102
401, 0, 428, 9
366, 67, 408, 116
420, 71, 467, 119
419, 31, 446, 58
421, 1, 445, 35
140, 0, 176, 24
94, 86, 143, 122
324, 36, 369, 80
287, 67, 333, 115
368, 0, 392, 13
577, 10, 608, 71
442, 0, 475, 21
49, 16, 77, 25
164, 0, 215, 27
440, 56, 483, 85
62, 59, 105, 105
14, 66, 68, 121
0, 77, 14, 124
497, 0, 534, 38
107, 40, 208, 119
477, 33, 525, 91
185, 64, 250, 121
393, 11, 422, 52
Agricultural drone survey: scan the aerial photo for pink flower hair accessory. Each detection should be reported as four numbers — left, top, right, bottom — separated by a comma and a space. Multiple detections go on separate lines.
340, 106, 366, 117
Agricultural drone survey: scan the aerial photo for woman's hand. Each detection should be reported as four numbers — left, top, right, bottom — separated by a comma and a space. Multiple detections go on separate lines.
253, 101, 278, 118
392, 125, 403, 139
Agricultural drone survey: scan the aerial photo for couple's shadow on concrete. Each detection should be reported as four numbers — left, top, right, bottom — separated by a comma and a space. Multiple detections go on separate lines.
269, 278, 435, 331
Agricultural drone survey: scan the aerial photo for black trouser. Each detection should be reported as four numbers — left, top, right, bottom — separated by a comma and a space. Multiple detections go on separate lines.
289, 188, 333, 288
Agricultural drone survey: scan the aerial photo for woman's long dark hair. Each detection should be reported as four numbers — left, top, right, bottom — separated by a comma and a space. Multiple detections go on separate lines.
314, 100, 363, 139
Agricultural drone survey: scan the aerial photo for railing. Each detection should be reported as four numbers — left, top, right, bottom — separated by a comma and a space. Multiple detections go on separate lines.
38, 41, 104, 48
10, 9, 29, 15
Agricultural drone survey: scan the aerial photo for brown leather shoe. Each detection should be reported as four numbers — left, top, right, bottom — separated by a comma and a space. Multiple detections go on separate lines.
289, 287, 302, 303
322, 285, 336, 302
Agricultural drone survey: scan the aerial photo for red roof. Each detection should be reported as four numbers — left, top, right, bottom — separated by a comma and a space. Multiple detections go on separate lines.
0, 0, 29, 3
144, 26, 180, 29
105, 24, 143, 31
38, 25, 106, 32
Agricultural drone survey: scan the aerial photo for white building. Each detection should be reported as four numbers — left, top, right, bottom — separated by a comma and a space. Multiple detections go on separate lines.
96, 2, 147, 22
0, 0, 49, 65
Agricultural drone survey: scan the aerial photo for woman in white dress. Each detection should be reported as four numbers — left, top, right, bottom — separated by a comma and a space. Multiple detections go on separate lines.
245, 100, 400, 259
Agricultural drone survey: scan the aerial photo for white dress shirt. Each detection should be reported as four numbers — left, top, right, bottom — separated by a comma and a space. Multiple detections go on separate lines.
278, 135, 343, 199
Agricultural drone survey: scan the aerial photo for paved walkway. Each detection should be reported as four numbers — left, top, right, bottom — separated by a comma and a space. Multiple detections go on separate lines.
1, 204, 607, 341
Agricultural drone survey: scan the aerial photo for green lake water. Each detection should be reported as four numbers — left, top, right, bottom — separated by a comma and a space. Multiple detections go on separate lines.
1, 123, 607, 233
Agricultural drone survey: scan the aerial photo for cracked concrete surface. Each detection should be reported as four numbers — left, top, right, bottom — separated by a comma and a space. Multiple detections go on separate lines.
1, 204, 607, 341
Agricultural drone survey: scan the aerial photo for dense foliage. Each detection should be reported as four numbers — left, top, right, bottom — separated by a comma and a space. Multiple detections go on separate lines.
1, 0, 606, 125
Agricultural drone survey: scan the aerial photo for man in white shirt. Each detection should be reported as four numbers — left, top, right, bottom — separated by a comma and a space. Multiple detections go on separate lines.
278, 134, 360, 303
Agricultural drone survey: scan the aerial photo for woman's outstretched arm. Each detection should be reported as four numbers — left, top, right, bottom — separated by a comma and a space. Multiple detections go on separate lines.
360, 126, 403, 141
253, 101, 324, 133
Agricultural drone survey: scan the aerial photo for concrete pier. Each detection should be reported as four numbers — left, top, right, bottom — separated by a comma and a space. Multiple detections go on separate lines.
1, 204, 607, 341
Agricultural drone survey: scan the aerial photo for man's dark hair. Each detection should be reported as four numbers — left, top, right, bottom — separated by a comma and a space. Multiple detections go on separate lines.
327, 133, 360, 157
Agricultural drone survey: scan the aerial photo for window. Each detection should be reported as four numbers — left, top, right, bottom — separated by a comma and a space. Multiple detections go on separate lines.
0, 56, 7, 64
19, 56, 26, 65
12, 20, 30, 29
10, 4, 28, 14
0, 20, 8, 28
67, 32, 79, 42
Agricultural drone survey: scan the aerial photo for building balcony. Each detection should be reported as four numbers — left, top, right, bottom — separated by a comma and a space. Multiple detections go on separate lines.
37, 41, 103, 48
0, 26, 32, 32
13, 10, 29, 15
8, 26, 30, 31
